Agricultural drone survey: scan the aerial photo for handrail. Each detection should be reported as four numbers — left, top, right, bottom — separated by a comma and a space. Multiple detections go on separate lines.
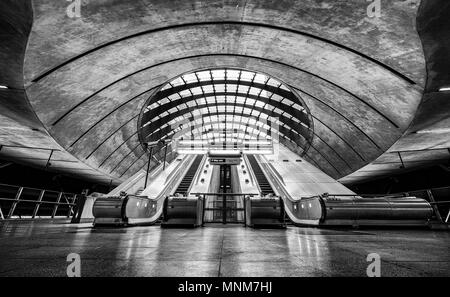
191, 193, 257, 196
0, 182, 78, 195
255, 156, 294, 202
188, 155, 207, 194
153, 155, 194, 200
242, 155, 257, 188
0, 183, 79, 220
164, 155, 193, 184
0, 198, 75, 205
194, 155, 207, 185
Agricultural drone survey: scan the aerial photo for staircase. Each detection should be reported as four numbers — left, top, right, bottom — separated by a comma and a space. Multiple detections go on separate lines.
174, 155, 203, 195
246, 155, 275, 196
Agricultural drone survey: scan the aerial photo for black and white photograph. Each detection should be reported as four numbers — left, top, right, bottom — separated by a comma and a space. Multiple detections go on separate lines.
0, 0, 449, 288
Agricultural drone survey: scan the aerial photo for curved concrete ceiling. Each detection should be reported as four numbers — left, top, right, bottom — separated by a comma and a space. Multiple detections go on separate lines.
4, 0, 448, 187
340, 0, 450, 184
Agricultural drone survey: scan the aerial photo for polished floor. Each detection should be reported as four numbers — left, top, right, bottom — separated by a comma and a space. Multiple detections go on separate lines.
0, 221, 449, 277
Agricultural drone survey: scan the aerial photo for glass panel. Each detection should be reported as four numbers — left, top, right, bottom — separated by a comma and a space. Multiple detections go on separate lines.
226, 69, 240, 80
168, 93, 181, 101
203, 85, 214, 93
215, 84, 226, 93
171, 77, 184, 87
211, 69, 225, 80
197, 70, 211, 81
254, 73, 268, 84
190, 87, 203, 95
179, 89, 191, 97
240, 71, 255, 82
267, 78, 281, 88
237, 85, 249, 94
227, 84, 238, 93
183, 73, 198, 84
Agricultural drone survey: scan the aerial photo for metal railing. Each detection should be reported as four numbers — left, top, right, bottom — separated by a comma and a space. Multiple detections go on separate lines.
193, 193, 253, 224
0, 183, 79, 220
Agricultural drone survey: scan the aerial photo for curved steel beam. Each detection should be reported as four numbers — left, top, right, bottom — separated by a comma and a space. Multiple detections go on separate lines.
47, 52, 398, 135
99, 130, 140, 167
307, 145, 342, 176
291, 86, 385, 150
85, 115, 139, 159
141, 104, 312, 146
142, 91, 310, 129
69, 87, 157, 147
31, 21, 416, 85
152, 80, 300, 105
311, 115, 366, 162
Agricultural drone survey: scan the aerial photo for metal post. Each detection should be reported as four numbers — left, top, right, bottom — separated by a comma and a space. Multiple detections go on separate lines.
68, 194, 77, 218
0, 205, 4, 220
7, 187, 23, 218
222, 166, 227, 224
163, 144, 168, 170
32, 190, 45, 218
144, 146, 154, 188
397, 151, 405, 169
51, 192, 62, 218
446, 209, 450, 223
45, 149, 54, 169
201, 194, 205, 227
427, 190, 443, 222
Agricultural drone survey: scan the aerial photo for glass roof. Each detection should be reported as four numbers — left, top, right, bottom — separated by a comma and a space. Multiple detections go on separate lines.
138, 68, 313, 158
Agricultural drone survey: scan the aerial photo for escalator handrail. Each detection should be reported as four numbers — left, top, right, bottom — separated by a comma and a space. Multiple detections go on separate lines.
243, 155, 261, 194
193, 155, 207, 185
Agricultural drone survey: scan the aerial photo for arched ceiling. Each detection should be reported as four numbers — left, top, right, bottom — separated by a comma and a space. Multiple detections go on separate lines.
24, 0, 425, 178
138, 68, 314, 156
14, 0, 428, 183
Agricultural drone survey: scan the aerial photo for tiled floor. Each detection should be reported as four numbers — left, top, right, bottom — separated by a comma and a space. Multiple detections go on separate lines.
0, 221, 449, 277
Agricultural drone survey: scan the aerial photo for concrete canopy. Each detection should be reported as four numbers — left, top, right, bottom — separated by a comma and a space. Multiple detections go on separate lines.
4, 0, 447, 186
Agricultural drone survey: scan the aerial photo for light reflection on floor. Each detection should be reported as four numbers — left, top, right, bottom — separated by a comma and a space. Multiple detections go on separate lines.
0, 221, 449, 277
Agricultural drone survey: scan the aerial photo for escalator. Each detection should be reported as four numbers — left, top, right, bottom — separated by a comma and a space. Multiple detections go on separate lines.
245, 155, 285, 228
174, 155, 204, 195
256, 148, 435, 227
92, 155, 197, 227
246, 154, 275, 196
162, 154, 205, 227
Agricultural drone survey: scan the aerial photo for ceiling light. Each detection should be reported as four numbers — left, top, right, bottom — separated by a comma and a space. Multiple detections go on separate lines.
416, 128, 450, 134
0, 85, 9, 89
439, 87, 450, 92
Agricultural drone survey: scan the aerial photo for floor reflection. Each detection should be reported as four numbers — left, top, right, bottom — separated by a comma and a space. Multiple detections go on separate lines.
0, 221, 449, 277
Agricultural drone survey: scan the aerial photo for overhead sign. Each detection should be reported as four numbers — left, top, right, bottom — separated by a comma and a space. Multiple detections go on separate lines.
209, 158, 241, 165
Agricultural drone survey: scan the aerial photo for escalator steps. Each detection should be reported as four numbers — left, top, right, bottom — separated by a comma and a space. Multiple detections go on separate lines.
174, 155, 203, 195
247, 155, 275, 196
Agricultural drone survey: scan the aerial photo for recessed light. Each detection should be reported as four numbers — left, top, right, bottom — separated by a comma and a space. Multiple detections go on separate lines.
439, 87, 450, 92
416, 128, 450, 134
